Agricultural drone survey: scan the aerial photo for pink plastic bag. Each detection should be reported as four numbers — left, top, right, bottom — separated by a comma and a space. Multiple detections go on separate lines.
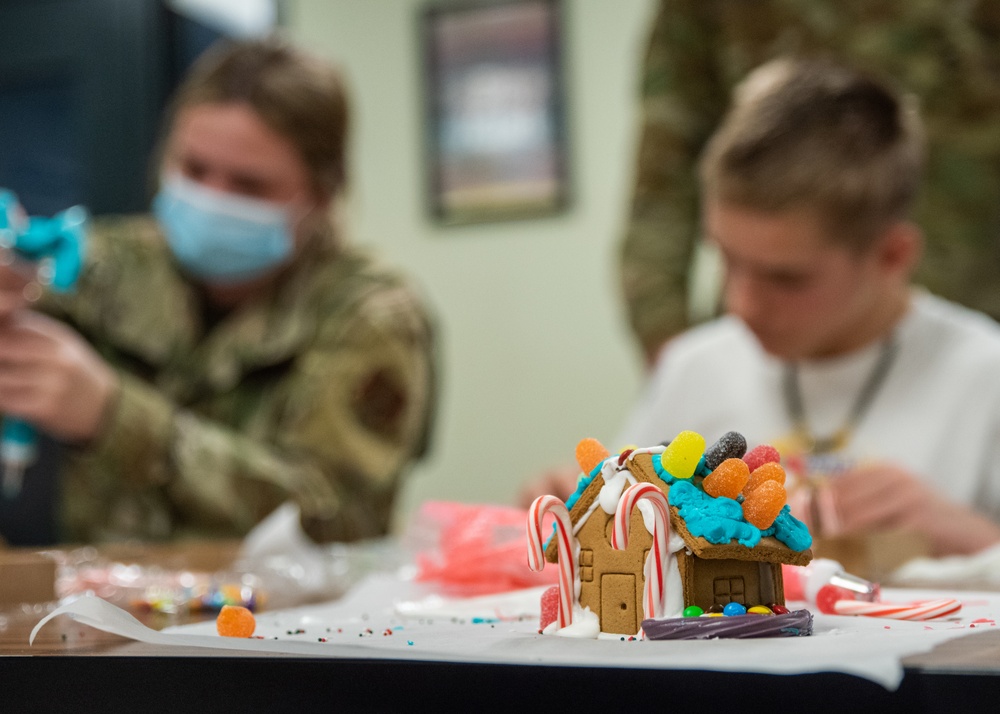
409, 501, 559, 595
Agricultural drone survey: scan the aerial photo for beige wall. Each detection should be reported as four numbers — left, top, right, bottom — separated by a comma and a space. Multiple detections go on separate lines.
285, 0, 656, 528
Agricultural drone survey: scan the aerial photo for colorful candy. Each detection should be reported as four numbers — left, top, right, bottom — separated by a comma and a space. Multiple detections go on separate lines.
742, 479, 787, 529
611, 483, 671, 623
747, 605, 773, 615
832, 598, 962, 620
745, 462, 786, 494
660, 431, 706, 479
527, 496, 578, 629
216, 604, 256, 638
703, 458, 750, 500
743, 444, 781, 473
575, 438, 610, 474
702, 431, 747, 471
683, 605, 704, 618
723, 602, 747, 616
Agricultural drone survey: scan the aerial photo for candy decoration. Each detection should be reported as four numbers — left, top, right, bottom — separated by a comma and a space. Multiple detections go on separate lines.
833, 598, 962, 620
742, 479, 787, 529
702, 431, 748, 471
744, 444, 781, 473
611, 483, 671, 623
660, 431, 706, 479
216, 605, 255, 638
745, 462, 786, 494
539, 585, 560, 630
815, 583, 860, 615
703, 458, 751, 500
748, 605, 773, 615
683, 605, 704, 618
575, 438, 610, 474
527, 496, 578, 629
723, 602, 747, 617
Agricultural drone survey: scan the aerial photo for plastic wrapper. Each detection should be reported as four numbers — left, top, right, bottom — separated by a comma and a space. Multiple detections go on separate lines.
409, 501, 559, 596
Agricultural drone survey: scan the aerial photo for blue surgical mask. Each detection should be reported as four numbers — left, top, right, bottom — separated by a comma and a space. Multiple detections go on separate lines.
153, 173, 297, 284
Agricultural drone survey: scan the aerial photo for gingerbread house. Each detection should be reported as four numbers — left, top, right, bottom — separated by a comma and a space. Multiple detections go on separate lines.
544, 450, 812, 636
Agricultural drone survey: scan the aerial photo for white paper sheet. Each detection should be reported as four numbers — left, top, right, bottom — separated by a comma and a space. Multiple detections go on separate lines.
31, 574, 998, 691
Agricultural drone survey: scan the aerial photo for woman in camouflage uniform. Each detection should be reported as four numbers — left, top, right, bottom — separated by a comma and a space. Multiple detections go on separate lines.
0, 38, 435, 544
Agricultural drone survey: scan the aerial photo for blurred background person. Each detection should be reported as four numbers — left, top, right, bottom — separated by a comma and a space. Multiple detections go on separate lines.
0, 36, 436, 545
622, 0, 1000, 366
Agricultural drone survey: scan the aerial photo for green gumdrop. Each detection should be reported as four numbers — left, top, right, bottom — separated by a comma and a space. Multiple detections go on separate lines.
683, 605, 704, 618
660, 430, 706, 479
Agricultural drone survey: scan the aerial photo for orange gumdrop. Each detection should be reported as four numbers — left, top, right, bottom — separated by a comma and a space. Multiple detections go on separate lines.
742, 480, 787, 529
703, 458, 750, 500
216, 605, 256, 638
575, 438, 610, 474
744, 462, 786, 495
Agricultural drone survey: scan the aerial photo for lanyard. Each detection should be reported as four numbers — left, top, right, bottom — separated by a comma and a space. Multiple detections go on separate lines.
782, 335, 899, 455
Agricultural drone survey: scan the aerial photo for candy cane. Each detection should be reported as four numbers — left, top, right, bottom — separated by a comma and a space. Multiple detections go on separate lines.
611, 482, 670, 622
833, 598, 962, 620
527, 495, 577, 628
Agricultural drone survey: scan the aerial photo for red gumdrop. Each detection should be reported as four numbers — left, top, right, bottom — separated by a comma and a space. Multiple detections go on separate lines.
741, 480, 786, 529
703, 458, 750, 500
745, 462, 786, 495
539, 585, 560, 630
743, 444, 781, 473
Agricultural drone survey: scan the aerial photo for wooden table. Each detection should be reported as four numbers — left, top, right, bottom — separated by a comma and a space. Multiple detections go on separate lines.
2, 542, 1000, 713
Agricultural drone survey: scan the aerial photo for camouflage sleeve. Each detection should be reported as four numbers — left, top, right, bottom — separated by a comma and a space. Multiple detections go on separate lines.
619, 0, 732, 363
77, 283, 435, 543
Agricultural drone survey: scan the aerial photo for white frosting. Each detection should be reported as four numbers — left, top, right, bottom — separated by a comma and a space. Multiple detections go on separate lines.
553, 606, 600, 639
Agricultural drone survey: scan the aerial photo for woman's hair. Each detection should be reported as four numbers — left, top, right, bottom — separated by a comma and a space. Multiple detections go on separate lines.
699, 57, 925, 249
163, 35, 350, 197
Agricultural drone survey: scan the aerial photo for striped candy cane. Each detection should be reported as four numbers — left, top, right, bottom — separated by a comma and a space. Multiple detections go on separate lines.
527, 495, 578, 629
833, 598, 962, 620
611, 482, 670, 622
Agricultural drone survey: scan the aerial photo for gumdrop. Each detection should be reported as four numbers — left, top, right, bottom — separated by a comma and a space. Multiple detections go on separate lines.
575, 438, 610, 475
703, 458, 750, 500
702, 431, 747, 472
745, 462, 786, 494
743, 444, 781, 473
539, 585, 560, 630
216, 604, 256, 638
660, 431, 706, 480
742, 480, 786, 529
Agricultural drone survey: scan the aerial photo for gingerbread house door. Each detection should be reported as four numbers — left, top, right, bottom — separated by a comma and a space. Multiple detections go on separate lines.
600, 573, 639, 634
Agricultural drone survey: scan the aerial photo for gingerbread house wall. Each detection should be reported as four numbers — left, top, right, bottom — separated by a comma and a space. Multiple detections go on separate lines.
576, 506, 653, 636
676, 552, 785, 611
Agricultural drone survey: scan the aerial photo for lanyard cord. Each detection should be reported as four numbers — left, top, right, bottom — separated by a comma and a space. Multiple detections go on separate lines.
782, 335, 899, 455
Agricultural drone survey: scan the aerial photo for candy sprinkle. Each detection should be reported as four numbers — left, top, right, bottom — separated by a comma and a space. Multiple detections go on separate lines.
216, 605, 256, 638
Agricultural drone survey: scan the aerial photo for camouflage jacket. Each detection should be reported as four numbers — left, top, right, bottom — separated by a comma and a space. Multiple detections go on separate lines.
622, 0, 1000, 360
42, 215, 435, 543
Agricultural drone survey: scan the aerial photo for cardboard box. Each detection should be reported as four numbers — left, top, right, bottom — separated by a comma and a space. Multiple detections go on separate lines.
0, 551, 57, 606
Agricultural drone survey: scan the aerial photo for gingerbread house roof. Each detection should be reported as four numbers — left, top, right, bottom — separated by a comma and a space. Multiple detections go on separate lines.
545, 450, 811, 566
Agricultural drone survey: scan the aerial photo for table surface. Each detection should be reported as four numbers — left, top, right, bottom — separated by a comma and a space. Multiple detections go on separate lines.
3, 541, 1000, 713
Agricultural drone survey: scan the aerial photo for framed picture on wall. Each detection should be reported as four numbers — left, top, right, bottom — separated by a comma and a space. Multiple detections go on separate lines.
422, 0, 568, 225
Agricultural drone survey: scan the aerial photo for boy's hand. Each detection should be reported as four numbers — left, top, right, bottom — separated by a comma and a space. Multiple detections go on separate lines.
826, 463, 1000, 556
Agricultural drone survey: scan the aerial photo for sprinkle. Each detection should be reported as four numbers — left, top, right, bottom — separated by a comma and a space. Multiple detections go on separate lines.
407, 640, 414, 646
318, 637, 327, 642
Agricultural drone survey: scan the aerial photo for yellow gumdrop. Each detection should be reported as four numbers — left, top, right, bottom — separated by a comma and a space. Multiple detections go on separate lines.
660, 431, 706, 480
575, 438, 610, 474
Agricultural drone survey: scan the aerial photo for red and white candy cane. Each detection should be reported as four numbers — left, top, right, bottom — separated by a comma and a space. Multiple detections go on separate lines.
611, 482, 670, 621
833, 598, 962, 620
527, 495, 578, 629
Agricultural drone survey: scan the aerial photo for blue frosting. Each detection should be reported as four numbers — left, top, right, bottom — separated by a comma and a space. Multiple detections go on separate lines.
565, 461, 604, 510
668, 480, 812, 551
651, 452, 678, 484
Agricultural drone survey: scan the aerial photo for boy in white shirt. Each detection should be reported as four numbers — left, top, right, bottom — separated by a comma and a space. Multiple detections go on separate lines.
525, 57, 1000, 557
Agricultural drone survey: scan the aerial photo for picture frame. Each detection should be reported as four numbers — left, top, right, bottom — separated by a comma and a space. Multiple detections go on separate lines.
421, 0, 569, 225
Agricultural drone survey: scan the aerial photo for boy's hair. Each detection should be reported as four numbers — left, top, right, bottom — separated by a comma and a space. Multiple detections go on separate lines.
699, 57, 924, 249
162, 35, 350, 197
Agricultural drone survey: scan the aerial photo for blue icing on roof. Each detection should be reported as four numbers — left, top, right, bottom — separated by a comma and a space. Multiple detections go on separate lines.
650, 452, 677, 484
668, 480, 811, 552
565, 461, 603, 510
